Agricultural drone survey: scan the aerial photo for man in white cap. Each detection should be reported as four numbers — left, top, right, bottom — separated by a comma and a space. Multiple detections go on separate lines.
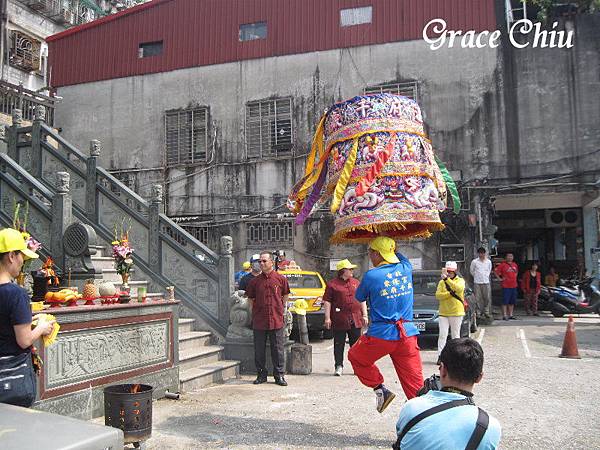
323, 259, 367, 376
348, 236, 423, 413
239, 254, 261, 292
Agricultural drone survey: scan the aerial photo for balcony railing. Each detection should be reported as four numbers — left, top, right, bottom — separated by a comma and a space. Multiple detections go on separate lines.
0, 80, 57, 125
18, 0, 98, 26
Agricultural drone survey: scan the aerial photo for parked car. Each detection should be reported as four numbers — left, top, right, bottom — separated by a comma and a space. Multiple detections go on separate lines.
411, 270, 476, 341
279, 268, 326, 333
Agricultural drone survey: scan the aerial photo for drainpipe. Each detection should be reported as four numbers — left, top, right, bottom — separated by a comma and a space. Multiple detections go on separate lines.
0, 0, 7, 81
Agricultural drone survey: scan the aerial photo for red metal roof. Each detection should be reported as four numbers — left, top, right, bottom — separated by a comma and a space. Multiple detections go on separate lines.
48, 0, 498, 87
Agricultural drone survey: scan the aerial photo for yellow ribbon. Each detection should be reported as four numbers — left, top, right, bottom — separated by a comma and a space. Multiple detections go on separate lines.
330, 137, 359, 213
294, 115, 326, 202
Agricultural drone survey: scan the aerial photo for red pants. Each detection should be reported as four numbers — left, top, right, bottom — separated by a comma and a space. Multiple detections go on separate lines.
524, 291, 538, 314
348, 334, 423, 399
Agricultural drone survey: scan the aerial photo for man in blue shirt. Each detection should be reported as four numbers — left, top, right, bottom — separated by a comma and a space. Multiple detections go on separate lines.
395, 338, 501, 449
348, 236, 423, 413
235, 261, 251, 288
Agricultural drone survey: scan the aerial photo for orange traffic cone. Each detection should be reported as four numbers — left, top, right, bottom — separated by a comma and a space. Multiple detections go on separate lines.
559, 315, 581, 359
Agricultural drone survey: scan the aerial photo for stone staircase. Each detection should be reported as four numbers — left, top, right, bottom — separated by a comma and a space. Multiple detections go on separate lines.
177, 318, 240, 391
89, 246, 240, 391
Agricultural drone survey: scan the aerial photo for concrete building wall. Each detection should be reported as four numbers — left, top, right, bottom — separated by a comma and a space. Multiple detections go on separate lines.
54, 39, 501, 273
511, 14, 600, 181
53, 15, 600, 275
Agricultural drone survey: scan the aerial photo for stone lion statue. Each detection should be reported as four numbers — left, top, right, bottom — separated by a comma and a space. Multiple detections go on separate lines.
226, 290, 253, 340
225, 290, 294, 341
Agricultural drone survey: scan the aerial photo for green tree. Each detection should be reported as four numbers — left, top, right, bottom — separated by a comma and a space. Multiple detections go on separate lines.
531, 0, 600, 22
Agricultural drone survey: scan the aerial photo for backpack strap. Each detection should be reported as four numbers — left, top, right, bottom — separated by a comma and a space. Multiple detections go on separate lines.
394, 399, 471, 449
465, 407, 490, 450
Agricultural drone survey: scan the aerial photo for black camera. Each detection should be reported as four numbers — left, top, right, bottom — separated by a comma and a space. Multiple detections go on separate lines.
416, 374, 441, 396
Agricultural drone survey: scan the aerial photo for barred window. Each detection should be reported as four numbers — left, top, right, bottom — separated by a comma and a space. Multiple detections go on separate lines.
181, 225, 209, 246
165, 107, 209, 166
245, 98, 293, 159
246, 221, 293, 246
340, 6, 372, 27
8, 31, 41, 72
364, 81, 419, 102
111, 171, 138, 192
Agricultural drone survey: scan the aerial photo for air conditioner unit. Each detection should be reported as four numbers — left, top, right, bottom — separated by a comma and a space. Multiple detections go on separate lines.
545, 209, 581, 228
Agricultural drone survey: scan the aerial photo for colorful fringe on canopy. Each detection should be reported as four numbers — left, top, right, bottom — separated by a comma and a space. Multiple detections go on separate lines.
288, 93, 456, 243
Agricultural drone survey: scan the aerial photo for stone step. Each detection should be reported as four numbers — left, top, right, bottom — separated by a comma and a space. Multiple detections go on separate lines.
179, 360, 240, 392
178, 346, 224, 372
178, 331, 212, 352
90, 256, 115, 271
99, 268, 139, 283
90, 245, 107, 258
178, 318, 195, 334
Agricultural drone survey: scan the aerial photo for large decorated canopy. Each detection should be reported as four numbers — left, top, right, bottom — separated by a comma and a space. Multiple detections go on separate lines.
288, 93, 459, 243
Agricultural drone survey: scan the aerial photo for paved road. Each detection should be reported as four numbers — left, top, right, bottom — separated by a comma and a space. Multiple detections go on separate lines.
143, 311, 600, 449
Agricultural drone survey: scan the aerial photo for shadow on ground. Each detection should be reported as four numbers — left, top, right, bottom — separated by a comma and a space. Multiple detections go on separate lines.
158, 412, 391, 448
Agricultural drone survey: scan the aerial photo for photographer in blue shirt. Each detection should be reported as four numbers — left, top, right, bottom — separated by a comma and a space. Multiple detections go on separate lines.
395, 338, 501, 450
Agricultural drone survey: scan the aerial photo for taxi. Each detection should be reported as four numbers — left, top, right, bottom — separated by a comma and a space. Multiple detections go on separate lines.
279, 264, 326, 333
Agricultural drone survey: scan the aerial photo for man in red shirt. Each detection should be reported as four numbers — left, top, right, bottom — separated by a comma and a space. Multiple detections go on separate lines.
495, 253, 519, 321
323, 259, 368, 376
246, 251, 291, 386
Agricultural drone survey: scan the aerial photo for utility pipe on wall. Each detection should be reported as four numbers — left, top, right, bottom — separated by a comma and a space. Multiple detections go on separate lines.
0, 0, 7, 81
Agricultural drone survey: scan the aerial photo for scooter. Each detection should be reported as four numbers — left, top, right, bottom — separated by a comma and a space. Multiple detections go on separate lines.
550, 277, 600, 317
539, 282, 579, 312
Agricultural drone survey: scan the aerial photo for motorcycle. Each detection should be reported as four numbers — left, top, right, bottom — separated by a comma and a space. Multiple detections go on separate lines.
539, 280, 579, 311
550, 276, 600, 317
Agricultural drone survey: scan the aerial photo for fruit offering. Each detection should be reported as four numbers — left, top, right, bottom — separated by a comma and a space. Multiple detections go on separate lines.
44, 289, 82, 307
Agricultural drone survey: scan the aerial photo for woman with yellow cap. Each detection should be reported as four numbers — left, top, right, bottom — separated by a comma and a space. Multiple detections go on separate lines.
323, 259, 367, 376
435, 261, 466, 361
0, 228, 54, 407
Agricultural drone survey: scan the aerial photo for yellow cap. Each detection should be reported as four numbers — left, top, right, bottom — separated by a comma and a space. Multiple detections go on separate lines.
0, 228, 39, 260
289, 299, 308, 315
336, 259, 357, 271
369, 236, 400, 264
242, 261, 251, 270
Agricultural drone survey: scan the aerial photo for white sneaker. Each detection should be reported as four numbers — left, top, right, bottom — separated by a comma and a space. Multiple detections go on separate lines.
334, 366, 343, 376
374, 385, 396, 413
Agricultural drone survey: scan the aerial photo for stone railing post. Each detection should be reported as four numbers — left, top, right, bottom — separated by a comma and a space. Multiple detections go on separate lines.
218, 236, 234, 325
86, 139, 101, 223
6, 109, 22, 162
51, 172, 73, 270
31, 105, 45, 178
148, 184, 163, 275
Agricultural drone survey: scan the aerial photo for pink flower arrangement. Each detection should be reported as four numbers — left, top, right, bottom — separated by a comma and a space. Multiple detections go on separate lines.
112, 220, 134, 276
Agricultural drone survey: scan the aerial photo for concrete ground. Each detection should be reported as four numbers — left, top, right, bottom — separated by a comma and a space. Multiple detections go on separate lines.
134, 311, 600, 449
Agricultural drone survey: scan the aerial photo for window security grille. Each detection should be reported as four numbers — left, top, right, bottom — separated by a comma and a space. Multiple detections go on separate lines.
245, 98, 293, 159
364, 81, 419, 102
111, 172, 138, 192
246, 221, 293, 246
181, 225, 209, 245
340, 6, 373, 27
165, 107, 209, 166
75, 4, 96, 25
8, 31, 41, 72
